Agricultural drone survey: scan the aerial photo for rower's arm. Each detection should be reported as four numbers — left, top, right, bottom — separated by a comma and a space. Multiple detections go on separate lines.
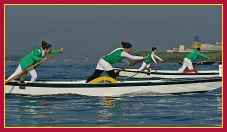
196, 52, 209, 58
151, 54, 157, 64
49, 49, 60, 54
121, 52, 144, 60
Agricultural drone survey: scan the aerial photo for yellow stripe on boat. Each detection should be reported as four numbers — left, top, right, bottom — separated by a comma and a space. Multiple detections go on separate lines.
88, 76, 117, 84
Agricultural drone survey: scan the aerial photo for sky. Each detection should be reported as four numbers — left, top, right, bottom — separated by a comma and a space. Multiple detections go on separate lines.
5, 5, 222, 61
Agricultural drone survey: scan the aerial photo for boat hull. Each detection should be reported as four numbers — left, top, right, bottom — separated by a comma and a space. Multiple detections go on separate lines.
5, 77, 222, 97
178, 60, 216, 65
115, 68, 220, 78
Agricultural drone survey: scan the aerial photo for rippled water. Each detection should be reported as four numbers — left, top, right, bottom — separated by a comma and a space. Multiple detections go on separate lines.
5, 62, 222, 127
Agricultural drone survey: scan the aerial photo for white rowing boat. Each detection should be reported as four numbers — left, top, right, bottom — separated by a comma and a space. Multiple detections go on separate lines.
178, 60, 217, 65
5, 77, 222, 97
114, 68, 220, 78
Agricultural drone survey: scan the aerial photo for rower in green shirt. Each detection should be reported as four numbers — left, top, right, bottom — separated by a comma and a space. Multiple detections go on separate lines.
7, 41, 65, 82
178, 48, 209, 73
138, 47, 164, 71
86, 41, 147, 83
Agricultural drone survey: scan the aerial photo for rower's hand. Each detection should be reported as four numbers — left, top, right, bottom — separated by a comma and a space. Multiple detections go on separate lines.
159, 60, 164, 62
59, 48, 66, 52
129, 63, 134, 66
143, 56, 148, 60
208, 57, 210, 60
43, 58, 48, 61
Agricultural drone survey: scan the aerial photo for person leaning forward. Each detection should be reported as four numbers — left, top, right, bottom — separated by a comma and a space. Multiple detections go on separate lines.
86, 41, 147, 83
178, 48, 209, 73
138, 47, 164, 72
6, 41, 65, 82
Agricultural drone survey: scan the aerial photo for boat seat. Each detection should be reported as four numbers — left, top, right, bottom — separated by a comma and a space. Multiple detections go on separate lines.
88, 76, 117, 84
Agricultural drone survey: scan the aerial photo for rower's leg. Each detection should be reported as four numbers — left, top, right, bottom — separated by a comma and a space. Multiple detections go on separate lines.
147, 64, 152, 75
106, 70, 116, 79
6, 65, 22, 81
138, 62, 146, 71
29, 68, 38, 82
178, 59, 188, 73
187, 61, 194, 70
86, 70, 103, 83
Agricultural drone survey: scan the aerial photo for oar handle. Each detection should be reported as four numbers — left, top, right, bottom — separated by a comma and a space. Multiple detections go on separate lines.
130, 72, 140, 78
130, 69, 146, 78
128, 64, 154, 78
116, 59, 144, 76
27, 51, 61, 71
5, 51, 62, 84
5, 70, 29, 84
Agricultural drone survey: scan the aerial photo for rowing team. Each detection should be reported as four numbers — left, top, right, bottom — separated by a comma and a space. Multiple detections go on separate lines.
6, 40, 209, 83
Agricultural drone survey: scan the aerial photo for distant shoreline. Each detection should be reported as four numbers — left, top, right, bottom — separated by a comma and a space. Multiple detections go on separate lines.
5, 52, 222, 63
135, 51, 222, 62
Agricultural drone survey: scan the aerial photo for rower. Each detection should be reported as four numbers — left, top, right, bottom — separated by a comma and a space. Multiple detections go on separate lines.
6, 41, 65, 83
86, 41, 147, 83
138, 47, 164, 73
178, 48, 209, 73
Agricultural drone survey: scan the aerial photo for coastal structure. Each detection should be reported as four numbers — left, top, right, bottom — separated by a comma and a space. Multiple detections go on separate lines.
167, 36, 222, 53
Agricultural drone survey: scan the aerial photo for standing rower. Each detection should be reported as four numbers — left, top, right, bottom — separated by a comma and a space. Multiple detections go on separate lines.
86, 41, 146, 83
138, 47, 164, 72
7, 41, 65, 82
178, 48, 209, 73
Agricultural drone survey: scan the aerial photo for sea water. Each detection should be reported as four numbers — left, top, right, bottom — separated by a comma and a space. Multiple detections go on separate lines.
5, 62, 222, 127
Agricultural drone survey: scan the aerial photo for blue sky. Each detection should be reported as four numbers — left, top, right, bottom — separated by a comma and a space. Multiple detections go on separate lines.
5, 5, 222, 60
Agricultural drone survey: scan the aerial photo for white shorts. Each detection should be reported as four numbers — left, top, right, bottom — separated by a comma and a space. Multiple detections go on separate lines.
96, 58, 113, 71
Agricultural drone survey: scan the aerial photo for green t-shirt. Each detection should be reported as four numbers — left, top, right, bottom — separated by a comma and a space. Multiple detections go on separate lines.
19, 46, 59, 69
144, 53, 153, 64
186, 49, 209, 60
102, 48, 124, 64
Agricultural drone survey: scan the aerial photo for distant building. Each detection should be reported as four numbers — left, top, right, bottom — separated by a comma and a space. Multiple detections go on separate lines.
167, 36, 222, 53
167, 44, 194, 53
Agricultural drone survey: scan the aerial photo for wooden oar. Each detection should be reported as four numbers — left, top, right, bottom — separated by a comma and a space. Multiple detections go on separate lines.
130, 71, 143, 78
5, 51, 62, 84
115, 59, 144, 77
129, 69, 150, 78
127, 64, 154, 78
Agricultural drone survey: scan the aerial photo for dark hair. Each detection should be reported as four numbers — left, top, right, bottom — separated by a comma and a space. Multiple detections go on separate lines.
41, 41, 52, 49
121, 41, 132, 49
197, 47, 201, 51
152, 47, 157, 51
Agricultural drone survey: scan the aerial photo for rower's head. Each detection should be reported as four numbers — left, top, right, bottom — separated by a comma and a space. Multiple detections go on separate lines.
152, 47, 157, 53
197, 47, 201, 52
122, 41, 132, 53
42, 41, 52, 53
